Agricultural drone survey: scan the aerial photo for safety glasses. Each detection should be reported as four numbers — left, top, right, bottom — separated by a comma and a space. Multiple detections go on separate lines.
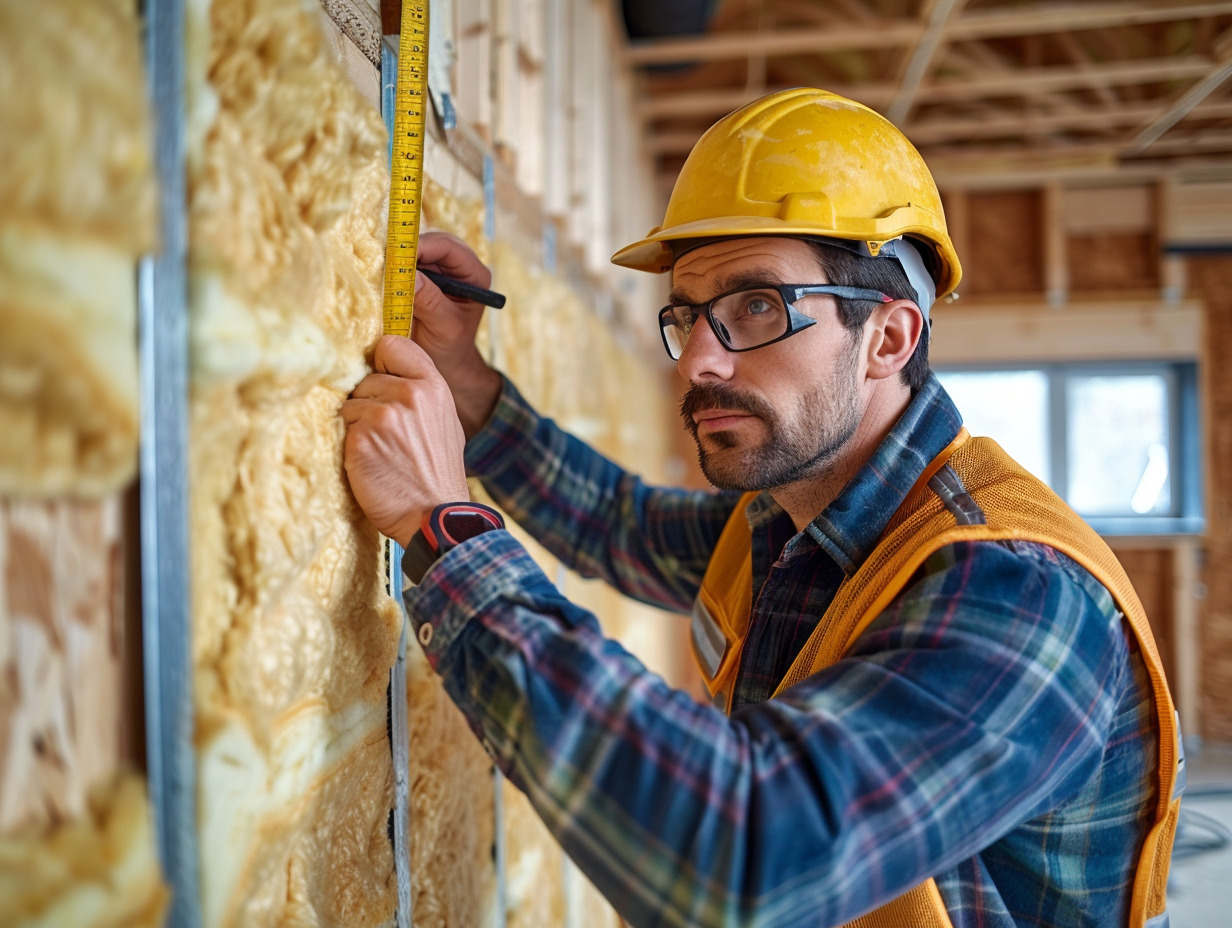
658, 283, 891, 360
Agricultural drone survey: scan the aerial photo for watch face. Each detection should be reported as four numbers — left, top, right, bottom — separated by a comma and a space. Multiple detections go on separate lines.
440, 509, 501, 544
428, 503, 504, 551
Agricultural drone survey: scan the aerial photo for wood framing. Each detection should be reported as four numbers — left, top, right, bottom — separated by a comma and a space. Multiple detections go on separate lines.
626, 0, 1232, 190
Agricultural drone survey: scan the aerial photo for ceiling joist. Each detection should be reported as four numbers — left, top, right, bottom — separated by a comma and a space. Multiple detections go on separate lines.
625, 1, 1232, 67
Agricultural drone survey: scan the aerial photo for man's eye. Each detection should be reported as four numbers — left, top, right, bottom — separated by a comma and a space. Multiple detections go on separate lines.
745, 298, 774, 315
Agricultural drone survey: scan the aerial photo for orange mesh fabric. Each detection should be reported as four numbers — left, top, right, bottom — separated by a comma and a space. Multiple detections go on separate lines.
844, 881, 949, 928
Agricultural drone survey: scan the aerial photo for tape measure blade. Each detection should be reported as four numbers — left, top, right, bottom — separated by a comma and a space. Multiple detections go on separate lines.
382, 1, 430, 338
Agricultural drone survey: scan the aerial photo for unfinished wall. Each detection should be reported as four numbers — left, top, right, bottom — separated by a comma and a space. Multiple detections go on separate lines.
185, 0, 401, 923
0, 0, 167, 924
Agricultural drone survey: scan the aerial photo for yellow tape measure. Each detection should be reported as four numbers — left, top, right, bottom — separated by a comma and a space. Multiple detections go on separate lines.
383, 1, 430, 337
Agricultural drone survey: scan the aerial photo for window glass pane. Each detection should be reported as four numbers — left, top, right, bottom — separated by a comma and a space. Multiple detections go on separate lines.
935, 371, 1050, 483
1067, 374, 1171, 516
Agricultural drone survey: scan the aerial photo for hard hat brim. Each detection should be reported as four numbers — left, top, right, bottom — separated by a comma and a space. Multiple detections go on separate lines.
611, 217, 960, 298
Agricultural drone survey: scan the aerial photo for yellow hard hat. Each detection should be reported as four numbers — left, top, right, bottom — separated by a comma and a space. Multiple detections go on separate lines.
611, 87, 962, 300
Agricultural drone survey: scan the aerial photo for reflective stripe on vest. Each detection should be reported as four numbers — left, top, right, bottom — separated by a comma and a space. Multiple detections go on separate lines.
691, 429, 1181, 928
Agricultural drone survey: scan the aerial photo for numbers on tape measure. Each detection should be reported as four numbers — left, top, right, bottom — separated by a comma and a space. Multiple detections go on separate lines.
382, 2, 430, 338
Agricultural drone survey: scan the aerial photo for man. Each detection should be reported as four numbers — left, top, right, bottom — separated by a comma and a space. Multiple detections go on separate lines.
342, 89, 1180, 928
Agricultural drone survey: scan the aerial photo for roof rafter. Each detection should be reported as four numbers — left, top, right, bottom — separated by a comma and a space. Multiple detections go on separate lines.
624, 1, 1232, 67
636, 56, 1215, 120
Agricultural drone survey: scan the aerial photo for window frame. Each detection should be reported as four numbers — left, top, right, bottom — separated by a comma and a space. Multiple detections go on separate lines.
933, 360, 1204, 536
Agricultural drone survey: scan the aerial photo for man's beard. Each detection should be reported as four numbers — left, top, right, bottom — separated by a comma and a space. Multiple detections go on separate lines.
679, 346, 861, 491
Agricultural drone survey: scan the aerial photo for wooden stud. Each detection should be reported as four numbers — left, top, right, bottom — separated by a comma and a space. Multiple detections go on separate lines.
1173, 539, 1202, 743
1044, 183, 1068, 307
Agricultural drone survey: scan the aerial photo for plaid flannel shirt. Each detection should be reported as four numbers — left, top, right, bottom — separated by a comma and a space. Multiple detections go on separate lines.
403, 373, 1161, 928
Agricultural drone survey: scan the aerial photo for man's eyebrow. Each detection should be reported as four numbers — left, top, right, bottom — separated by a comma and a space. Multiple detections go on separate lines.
667, 270, 787, 305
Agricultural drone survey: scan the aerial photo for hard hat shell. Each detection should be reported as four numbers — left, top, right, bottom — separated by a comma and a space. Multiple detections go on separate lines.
612, 88, 962, 298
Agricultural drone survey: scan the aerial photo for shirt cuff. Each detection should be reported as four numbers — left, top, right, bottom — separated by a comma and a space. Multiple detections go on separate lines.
402, 530, 546, 667
463, 375, 541, 478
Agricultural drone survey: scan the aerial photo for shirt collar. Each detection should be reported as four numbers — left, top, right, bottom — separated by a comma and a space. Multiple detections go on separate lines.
749, 373, 964, 575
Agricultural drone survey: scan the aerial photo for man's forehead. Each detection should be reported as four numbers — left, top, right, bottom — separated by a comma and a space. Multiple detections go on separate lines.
668, 237, 824, 300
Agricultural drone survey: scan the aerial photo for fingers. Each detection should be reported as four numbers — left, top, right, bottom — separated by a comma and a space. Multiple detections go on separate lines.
417, 231, 492, 289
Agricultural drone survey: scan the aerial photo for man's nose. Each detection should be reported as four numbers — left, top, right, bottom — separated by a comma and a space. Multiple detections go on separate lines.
677, 313, 735, 382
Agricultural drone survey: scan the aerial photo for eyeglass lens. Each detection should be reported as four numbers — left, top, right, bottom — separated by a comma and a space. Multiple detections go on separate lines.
661, 289, 791, 359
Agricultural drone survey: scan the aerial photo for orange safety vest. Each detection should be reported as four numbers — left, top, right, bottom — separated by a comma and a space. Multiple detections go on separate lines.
690, 429, 1181, 928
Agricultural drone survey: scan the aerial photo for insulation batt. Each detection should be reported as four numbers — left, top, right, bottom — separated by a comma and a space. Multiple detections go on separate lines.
0, 772, 169, 928
0, 2, 166, 924
0, 0, 154, 495
407, 179, 499, 928
186, 0, 400, 924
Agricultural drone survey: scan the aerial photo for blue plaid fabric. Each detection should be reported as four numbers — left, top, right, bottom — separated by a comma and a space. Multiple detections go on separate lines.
403, 373, 1162, 928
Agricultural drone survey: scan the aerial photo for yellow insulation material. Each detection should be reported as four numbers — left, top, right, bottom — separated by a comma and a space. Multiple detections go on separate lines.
0, 4, 165, 924
503, 780, 565, 928
398, 175, 500, 928
186, 0, 399, 924
0, 0, 154, 496
0, 771, 169, 928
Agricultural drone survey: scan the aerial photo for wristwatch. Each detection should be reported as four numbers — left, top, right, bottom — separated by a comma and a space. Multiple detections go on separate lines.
402, 501, 505, 585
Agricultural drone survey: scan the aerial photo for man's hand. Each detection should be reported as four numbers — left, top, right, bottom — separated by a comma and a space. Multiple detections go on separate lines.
413, 232, 504, 437
342, 335, 471, 548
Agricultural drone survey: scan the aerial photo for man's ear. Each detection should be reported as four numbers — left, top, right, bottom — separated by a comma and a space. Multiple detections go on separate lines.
864, 300, 923, 381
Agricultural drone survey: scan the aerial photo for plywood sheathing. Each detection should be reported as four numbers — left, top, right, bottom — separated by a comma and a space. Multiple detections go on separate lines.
1067, 232, 1159, 293
321, 0, 380, 66
0, 500, 127, 835
1187, 256, 1232, 743
1112, 548, 1177, 687
186, 0, 401, 923
960, 190, 1044, 297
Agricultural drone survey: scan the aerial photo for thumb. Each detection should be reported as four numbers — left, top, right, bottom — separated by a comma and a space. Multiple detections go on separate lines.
373, 333, 435, 379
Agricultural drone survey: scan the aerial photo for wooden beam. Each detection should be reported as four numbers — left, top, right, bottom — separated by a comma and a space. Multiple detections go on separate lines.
320, 0, 381, 65
924, 56, 1215, 102
624, 2, 1232, 67
886, 0, 969, 126
952, 1, 1232, 40
638, 57, 1212, 123
1043, 183, 1068, 306
905, 99, 1232, 145
636, 84, 894, 120
1125, 37, 1232, 153
625, 21, 921, 67
1172, 539, 1202, 743
928, 297, 1204, 365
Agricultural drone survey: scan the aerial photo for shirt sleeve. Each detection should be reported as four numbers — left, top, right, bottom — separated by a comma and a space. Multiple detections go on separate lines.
405, 532, 1129, 928
464, 376, 743, 613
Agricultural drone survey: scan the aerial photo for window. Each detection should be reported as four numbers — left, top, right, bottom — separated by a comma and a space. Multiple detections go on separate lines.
934, 362, 1203, 535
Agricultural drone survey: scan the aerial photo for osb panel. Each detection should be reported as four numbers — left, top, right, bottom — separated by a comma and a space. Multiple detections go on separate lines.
186, 0, 401, 923
1188, 255, 1232, 742
962, 191, 1044, 297
0, 0, 153, 496
0, 499, 125, 834
1113, 548, 1175, 686
1067, 232, 1159, 293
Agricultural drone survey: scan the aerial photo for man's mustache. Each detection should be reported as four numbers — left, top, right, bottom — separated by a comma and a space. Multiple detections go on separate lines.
679, 384, 774, 431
